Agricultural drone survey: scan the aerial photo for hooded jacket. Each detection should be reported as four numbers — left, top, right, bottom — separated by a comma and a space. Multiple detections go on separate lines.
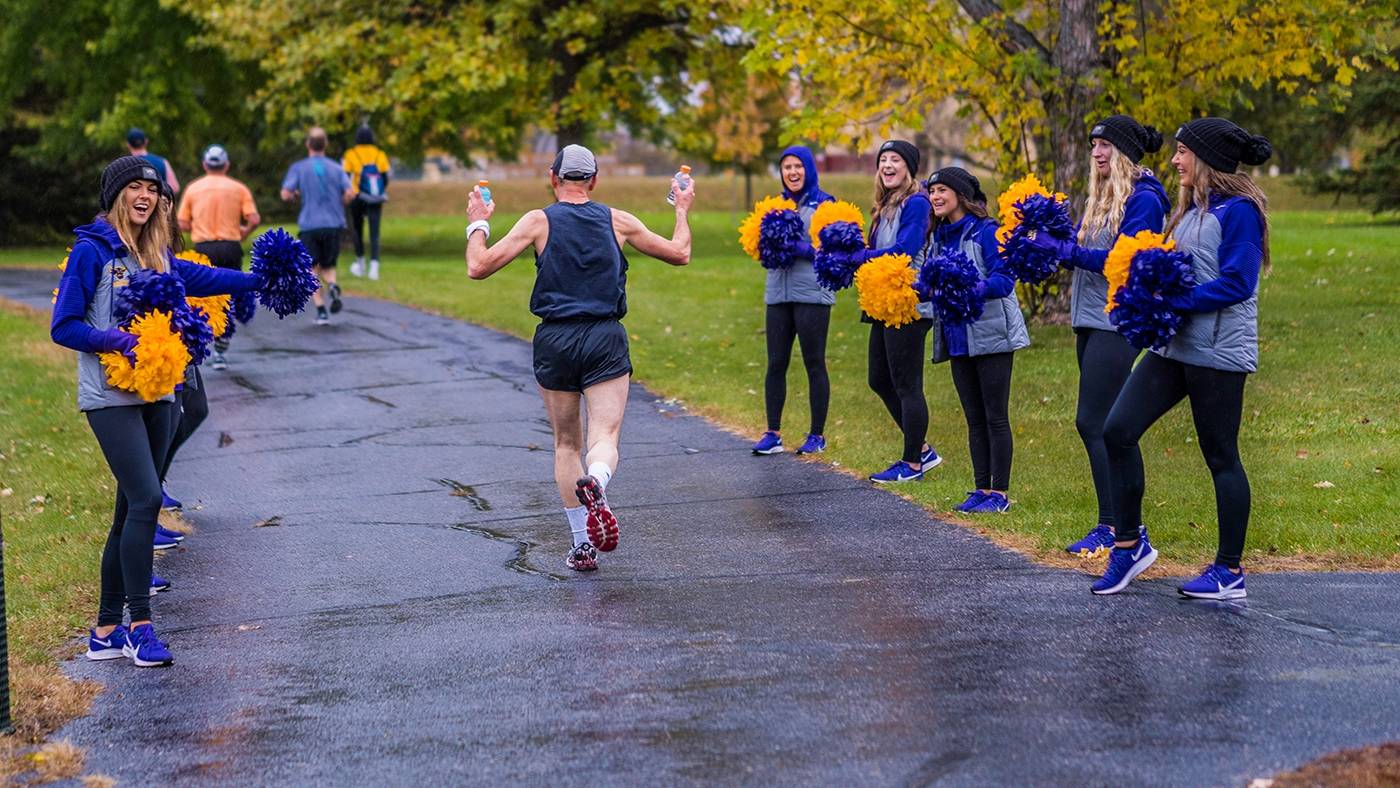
766, 145, 836, 306
1067, 172, 1170, 332
51, 219, 259, 411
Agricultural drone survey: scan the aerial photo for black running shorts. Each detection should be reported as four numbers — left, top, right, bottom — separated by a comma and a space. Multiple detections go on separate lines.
193, 240, 244, 270
299, 227, 342, 269
532, 319, 632, 393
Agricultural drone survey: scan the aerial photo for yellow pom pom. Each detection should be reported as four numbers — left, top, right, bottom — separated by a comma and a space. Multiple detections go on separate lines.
175, 250, 213, 267
176, 250, 230, 336
1104, 230, 1175, 313
98, 310, 191, 402
995, 174, 1067, 249
855, 253, 920, 328
809, 201, 866, 248
738, 195, 798, 260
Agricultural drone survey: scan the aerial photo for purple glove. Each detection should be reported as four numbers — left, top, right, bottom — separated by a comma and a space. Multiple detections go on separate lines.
1026, 231, 1077, 261
789, 239, 816, 261
102, 327, 138, 358
973, 280, 988, 300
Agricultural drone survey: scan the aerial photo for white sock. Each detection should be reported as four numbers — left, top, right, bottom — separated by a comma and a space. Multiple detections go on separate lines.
565, 506, 590, 547
587, 461, 613, 492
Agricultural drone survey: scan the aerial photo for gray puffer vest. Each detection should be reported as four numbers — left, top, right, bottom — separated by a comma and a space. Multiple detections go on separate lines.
872, 203, 934, 320
1070, 223, 1117, 332
765, 202, 836, 306
76, 249, 173, 411
955, 223, 1030, 356
1157, 203, 1259, 373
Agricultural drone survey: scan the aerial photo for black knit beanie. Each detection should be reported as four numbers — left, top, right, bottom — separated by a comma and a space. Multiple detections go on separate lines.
878, 139, 920, 177
1175, 118, 1273, 174
355, 125, 374, 145
1090, 115, 1163, 164
925, 167, 986, 204
99, 155, 166, 212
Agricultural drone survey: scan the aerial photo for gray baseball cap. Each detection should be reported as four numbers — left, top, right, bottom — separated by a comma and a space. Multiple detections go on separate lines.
203, 144, 229, 167
550, 144, 597, 180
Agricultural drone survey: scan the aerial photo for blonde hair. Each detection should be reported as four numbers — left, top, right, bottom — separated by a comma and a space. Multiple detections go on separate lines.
872, 171, 918, 225
105, 187, 175, 272
1079, 146, 1143, 244
1166, 156, 1272, 274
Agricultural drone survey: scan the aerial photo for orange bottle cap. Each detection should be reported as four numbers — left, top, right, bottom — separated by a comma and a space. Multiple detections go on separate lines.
679, 166, 692, 174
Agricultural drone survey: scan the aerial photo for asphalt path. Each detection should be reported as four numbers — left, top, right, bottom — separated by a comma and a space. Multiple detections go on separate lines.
4, 267, 1399, 786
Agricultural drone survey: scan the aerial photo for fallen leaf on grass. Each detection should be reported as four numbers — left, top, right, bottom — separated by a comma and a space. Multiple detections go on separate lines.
253, 516, 283, 528
1313, 481, 1336, 489
0, 488, 11, 497
1295, 450, 1309, 460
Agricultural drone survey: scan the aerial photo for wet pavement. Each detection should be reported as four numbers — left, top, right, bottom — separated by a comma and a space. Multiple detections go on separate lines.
5, 267, 1400, 786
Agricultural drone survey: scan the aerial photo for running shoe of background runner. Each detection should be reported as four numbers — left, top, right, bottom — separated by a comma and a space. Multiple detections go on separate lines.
1090, 534, 1158, 595
86, 625, 128, 661
1067, 524, 1115, 554
795, 434, 826, 455
210, 351, 228, 371
566, 542, 598, 572
328, 282, 344, 314
966, 491, 1011, 513
575, 476, 619, 551
150, 573, 171, 594
870, 460, 923, 484
1178, 563, 1247, 600
160, 484, 182, 510
153, 529, 179, 551
751, 431, 784, 455
316, 305, 330, 326
954, 491, 987, 512
920, 445, 943, 469
123, 624, 174, 667
156, 525, 184, 543
350, 257, 365, 277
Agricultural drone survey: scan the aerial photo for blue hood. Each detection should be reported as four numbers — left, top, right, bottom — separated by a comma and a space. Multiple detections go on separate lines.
778, 145, 833, 208
73, 219, 125, 254
1135, 170, 1170, 215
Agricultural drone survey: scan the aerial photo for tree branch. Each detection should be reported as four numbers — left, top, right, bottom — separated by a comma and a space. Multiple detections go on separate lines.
954, 0, 1050, 60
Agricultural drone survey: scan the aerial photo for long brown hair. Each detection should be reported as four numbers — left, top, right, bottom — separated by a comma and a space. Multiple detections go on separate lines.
1079, 146, 1143, 244
104, 187, 175, 272
928, 193, 990, 244
1166, 156, 1271, 273
872, 172, 919, 226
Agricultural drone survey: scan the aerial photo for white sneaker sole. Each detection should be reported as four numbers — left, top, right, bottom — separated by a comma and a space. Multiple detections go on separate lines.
152, 542, 177, 551
871, 474, 923, 484
1179, 586, 1247, 600
86, 648, 125, 661
922, 454, 944, 469
1091, 547, 1158, 595
753, 446, 785, 455
123, 647, 172, 667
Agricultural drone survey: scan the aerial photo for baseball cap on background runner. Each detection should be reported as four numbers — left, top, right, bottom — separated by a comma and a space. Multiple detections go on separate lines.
126, 128, 148, 147
551, 144, 597, 181
203, 144, 229, 168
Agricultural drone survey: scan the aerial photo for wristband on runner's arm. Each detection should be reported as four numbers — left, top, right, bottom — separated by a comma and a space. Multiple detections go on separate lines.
466, 220, 490, 241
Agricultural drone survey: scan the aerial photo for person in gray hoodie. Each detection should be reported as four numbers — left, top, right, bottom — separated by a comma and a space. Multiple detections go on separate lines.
751, 146, 836, 457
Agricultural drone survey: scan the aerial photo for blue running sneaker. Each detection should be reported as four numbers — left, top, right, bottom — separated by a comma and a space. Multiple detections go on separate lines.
967, 491, 1011, 513
86, 626, 128, 661
870, 461, 923, 484
954, 491, 986, 512
752, 431, 784, 455
795, 434, 826, 455
1091, 536, 1158, 595
160, 484, 182, 510
156, 525, 184, 543
920, 445, 943, 469
1067, 524, 1115, 554
153, 529, 179, 551
1178, 563, 1247, 600
150, 573, 170, 594
123, 624, 173, 667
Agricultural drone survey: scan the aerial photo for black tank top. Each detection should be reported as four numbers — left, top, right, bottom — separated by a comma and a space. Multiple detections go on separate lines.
530, 201, 629, 321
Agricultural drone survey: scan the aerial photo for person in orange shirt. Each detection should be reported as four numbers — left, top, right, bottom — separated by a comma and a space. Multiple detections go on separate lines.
177, 144, 261, 369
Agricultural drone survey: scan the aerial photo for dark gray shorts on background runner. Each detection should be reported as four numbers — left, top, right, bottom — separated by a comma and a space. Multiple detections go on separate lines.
533, 319, 631, 392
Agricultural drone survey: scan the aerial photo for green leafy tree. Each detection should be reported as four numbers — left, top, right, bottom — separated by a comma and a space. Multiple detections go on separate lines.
1306, 67, 1400, 212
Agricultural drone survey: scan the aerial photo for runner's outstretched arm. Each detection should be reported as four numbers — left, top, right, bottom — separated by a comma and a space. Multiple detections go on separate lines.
465, 187, 546, 280
614, 178, 694, 266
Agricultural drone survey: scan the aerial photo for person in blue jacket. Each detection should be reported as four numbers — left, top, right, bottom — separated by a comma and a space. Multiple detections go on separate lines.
1090, 118, 1273, 599
751, 146, 836, 457
923, 167, 1030, 513
1028, 115, 1171, 552
858, 140, 940, 484
51, 156, 262, 667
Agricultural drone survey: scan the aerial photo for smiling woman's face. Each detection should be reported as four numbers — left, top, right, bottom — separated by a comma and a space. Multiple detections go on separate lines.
122, 180, 161, 226
877, 151, 909, 189
780, 156, 806, 193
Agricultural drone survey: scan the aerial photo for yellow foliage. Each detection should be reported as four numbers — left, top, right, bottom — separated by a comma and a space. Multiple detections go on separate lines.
176, 250, 230, 337
98, 311, 191, 402
809, 200, 866, 248
855, 254, 920, 327
995, 173, 1067, 249
1104, 230, 1175, 312
738, 195, 798, 260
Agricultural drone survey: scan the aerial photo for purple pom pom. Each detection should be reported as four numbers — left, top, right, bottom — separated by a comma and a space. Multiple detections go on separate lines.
1108, 247, 1198, 350
813, 221, 865, 291
171, 304, 215, 365
250, 228, 319, 318
232, 291, 257, 327
1002, 193, 1074, 285
115, 269, 187, 326
758, 209, 805, 270
916, 249, 985, 327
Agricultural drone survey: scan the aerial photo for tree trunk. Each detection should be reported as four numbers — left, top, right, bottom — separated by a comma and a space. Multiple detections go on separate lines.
744, 169, 753, 209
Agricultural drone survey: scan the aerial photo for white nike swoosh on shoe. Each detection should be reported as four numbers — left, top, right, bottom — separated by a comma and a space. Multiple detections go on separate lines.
1217, 578, 1244, 592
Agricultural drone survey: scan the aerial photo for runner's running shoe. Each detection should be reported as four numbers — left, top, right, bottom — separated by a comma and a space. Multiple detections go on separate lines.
1067, 525, 1115, 554
150, 573, 171, 594
161, 484, 182, 510
575, 475, 619, 552
1091, 535, 1158, 595
870, 461, 923, 484
350, 257, 365, 278
328, 283, 344, 314
796, 434, 826, 455
1178, 563, 1247, 600
153, 529, 179, 551
316, 306, 330, 326
954, 491, 987, 512
123, 624, 174, 667
566, 543, 598, 572
86, 626, 128, 661
966, 491, 1011, 513
921, 445, 943, 469
752, 431, 784, 455
210, 352, 228, 371
156, 525, 184, 543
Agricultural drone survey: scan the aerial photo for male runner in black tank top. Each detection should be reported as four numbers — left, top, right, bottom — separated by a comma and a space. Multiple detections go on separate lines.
464, 144, 694, 572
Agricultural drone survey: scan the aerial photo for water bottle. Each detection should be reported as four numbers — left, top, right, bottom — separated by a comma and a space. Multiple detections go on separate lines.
667, 165, 692, 205
477, 179, 492, 205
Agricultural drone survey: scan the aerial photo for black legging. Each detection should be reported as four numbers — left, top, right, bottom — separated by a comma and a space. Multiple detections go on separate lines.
87, 402, 176, 625
1103, 352, 1250, 566
1075, 329, 1141, 526
949, 352, 1015, 491
162, 369, 210, 482
765, 302, 831, 435
350, 199, 383, 260
867, 319, 932, 464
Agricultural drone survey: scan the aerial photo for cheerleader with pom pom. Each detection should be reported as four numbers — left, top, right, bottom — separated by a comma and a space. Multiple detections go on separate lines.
1023, 115, 1171, 555
49, 157, 264, 667
750, 146, 837, 457
855, 141, 940, 484
923, 167, 1029, 513
1091, 118, 1273, 599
